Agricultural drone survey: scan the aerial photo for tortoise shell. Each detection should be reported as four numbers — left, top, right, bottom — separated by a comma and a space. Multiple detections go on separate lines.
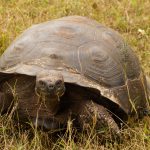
0, 16, 149, 116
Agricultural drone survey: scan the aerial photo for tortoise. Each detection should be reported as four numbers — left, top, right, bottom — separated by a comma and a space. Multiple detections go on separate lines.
0, 16, 149, 134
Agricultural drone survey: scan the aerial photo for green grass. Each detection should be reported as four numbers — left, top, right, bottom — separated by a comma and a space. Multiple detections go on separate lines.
0, 0, 150, 149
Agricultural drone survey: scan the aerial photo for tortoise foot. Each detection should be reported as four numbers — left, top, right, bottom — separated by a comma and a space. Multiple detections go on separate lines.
78, 101, 120, 136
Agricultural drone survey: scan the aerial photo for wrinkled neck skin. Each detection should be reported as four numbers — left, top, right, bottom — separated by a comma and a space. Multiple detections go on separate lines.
37, 92, 60, 115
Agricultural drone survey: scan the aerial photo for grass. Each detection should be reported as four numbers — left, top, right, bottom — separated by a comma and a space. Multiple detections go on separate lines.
0, 0, 150, 149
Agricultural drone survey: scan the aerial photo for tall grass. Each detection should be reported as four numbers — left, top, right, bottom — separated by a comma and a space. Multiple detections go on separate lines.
0, 0, 150, 149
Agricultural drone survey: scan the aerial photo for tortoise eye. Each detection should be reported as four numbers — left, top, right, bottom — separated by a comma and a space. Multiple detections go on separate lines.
39, 80, 45, 86
55, 80, 62, 86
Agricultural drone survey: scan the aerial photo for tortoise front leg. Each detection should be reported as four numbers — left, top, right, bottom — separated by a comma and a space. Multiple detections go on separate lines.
0, 92, 13, 114
77, 101, 120, 136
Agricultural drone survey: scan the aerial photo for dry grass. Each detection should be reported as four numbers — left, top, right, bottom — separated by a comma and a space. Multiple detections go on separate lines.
0, 0, 150, 149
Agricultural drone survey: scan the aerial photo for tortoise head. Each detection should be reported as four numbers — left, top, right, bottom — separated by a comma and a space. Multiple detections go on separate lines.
35, 71, 65, 97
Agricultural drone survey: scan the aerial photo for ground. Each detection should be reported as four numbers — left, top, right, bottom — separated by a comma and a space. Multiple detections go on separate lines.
0, 0, 150, 149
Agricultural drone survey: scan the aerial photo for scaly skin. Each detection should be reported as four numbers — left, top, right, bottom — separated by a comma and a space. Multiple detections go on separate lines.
77, 101, 120, 135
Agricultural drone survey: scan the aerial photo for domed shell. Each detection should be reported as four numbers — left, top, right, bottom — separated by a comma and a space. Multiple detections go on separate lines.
0, 16, 149, 115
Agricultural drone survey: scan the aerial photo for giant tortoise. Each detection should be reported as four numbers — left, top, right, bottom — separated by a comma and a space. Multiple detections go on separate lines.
0, 16, 149, 133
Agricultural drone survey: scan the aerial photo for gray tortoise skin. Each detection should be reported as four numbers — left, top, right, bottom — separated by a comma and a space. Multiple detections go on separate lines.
0, 16, 149, 133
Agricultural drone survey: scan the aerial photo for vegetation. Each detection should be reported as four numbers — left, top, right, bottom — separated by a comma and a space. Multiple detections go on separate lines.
0, 0, 150, 149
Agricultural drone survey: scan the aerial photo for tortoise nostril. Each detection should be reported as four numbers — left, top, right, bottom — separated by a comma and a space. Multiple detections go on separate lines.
48, 84, 55, 90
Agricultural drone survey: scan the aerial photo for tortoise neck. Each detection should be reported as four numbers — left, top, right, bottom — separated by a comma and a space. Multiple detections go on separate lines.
40, 94, 60, 115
